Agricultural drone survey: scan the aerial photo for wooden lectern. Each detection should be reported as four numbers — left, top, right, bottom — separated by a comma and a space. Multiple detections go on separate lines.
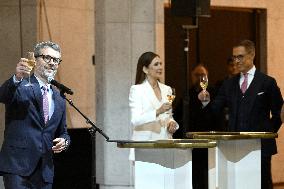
116, 139, 216, 189
187, 132, 278, 189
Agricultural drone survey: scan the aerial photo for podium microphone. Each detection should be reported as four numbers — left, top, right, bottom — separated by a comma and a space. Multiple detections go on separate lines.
48, 77, 74, 95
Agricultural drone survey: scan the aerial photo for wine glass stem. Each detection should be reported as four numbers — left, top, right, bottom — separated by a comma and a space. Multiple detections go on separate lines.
28, 74, 31, 84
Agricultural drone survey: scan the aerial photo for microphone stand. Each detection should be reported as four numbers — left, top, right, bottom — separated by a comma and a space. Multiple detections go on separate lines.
181, 17, 198, 138
60, 91, 109, 189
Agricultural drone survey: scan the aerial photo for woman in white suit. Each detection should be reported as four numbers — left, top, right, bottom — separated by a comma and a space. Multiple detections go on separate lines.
129, 52, 178, 142
129, 52, 180, 189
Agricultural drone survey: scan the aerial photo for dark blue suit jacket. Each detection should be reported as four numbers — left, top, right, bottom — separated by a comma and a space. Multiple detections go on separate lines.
0, 75, 70, 183
209, 70, 283, 156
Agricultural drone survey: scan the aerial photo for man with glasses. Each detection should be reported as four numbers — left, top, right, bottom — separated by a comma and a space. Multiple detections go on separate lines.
199, 40, 283, 189
0, 41, 70, 189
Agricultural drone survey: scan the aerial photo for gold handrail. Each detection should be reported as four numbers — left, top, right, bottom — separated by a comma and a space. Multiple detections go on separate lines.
115, 139, 217, 149
186, 131, 278, 140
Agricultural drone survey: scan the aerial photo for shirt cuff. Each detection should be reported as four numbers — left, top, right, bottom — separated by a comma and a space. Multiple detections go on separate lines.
13, 75, 23, 84
63, 139, 69, 151
202, 101, 210, 107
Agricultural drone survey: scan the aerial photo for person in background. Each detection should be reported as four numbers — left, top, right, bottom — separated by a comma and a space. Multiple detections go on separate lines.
216, 57, 240, 87
215, 57, 240, 129
226, 56, 240, 78
199, 40, 283, 189
0, 41, 70, 189
174, 64, 224, 139
174, 64, 222, 189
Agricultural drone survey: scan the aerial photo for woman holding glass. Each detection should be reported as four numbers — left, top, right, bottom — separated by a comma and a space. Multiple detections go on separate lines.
129, 52, 178, 142
129, 51, 177, 149
129, 52, 179, 188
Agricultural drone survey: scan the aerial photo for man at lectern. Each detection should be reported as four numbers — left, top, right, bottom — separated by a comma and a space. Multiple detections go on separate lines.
0, 41, 70, 189
198, 40, 283, 189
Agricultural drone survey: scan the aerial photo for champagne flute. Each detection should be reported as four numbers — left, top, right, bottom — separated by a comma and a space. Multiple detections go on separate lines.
200, 74, 208, 101
167, 88, 176, 104
166, 88, 176, 115
25, 52, 36, 86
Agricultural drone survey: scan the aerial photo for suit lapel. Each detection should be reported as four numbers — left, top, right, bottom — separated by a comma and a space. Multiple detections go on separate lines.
232, 75, 241, 119
30, 75, 45, 125
143, 80, 163, 109
49, 86, 61, 123
243, 71, 264, 113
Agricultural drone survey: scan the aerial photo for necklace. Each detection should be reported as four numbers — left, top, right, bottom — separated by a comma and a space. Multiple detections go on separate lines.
152, 85, 158, 89
147, 79, 158, 89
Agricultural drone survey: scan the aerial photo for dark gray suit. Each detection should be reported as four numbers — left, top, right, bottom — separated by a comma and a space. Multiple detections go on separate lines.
0, 75, 70, 185
208, 70, 283, 188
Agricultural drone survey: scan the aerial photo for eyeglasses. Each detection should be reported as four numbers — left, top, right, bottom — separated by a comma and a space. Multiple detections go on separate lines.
231, 54, 247, 62
35, 54, 62, 64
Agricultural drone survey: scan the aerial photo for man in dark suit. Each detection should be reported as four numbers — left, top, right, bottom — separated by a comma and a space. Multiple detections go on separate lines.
0, 41, 70, 189
199, 40, 283, 189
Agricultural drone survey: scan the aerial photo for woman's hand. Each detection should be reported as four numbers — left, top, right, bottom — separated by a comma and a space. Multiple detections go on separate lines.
167, 121, 177, 134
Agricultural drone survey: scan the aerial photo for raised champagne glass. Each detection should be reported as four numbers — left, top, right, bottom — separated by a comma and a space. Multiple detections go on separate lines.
200, 74, 208, 101
25, 52, 36, 86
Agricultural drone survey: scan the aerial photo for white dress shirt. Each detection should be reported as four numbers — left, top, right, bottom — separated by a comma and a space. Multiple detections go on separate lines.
239, 65, 256, 89
35, 76, 54, 120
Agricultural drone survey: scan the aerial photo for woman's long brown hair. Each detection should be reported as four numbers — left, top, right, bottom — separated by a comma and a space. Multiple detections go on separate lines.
135, 52, 159, 84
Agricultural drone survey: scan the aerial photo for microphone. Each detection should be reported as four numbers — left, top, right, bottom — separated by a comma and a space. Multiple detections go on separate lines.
48, 77, 74, 95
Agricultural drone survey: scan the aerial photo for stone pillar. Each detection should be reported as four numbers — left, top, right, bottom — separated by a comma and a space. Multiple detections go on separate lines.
95, 0, 165, 188
0, 1, 37, 188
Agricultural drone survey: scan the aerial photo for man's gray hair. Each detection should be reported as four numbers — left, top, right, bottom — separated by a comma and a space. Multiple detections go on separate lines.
34, 41, 61, 57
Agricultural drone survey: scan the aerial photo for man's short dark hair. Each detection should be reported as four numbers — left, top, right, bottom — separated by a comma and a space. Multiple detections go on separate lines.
34, 41, 61, 57
235, 40, 255, 54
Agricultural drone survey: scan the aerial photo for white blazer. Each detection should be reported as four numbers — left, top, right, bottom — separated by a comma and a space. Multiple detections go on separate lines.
129, 80, 179, 141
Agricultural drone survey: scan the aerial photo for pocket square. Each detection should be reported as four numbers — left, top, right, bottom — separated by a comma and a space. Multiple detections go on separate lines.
257, 92, 264, 95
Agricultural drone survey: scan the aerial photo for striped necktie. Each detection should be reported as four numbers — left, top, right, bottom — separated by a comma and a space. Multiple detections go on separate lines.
241, 73, 248, 94
42, 86, 49, 124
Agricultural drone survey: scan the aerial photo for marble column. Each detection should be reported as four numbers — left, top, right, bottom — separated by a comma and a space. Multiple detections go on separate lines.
0, 1, 37, 188
95, 0, 165, 188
